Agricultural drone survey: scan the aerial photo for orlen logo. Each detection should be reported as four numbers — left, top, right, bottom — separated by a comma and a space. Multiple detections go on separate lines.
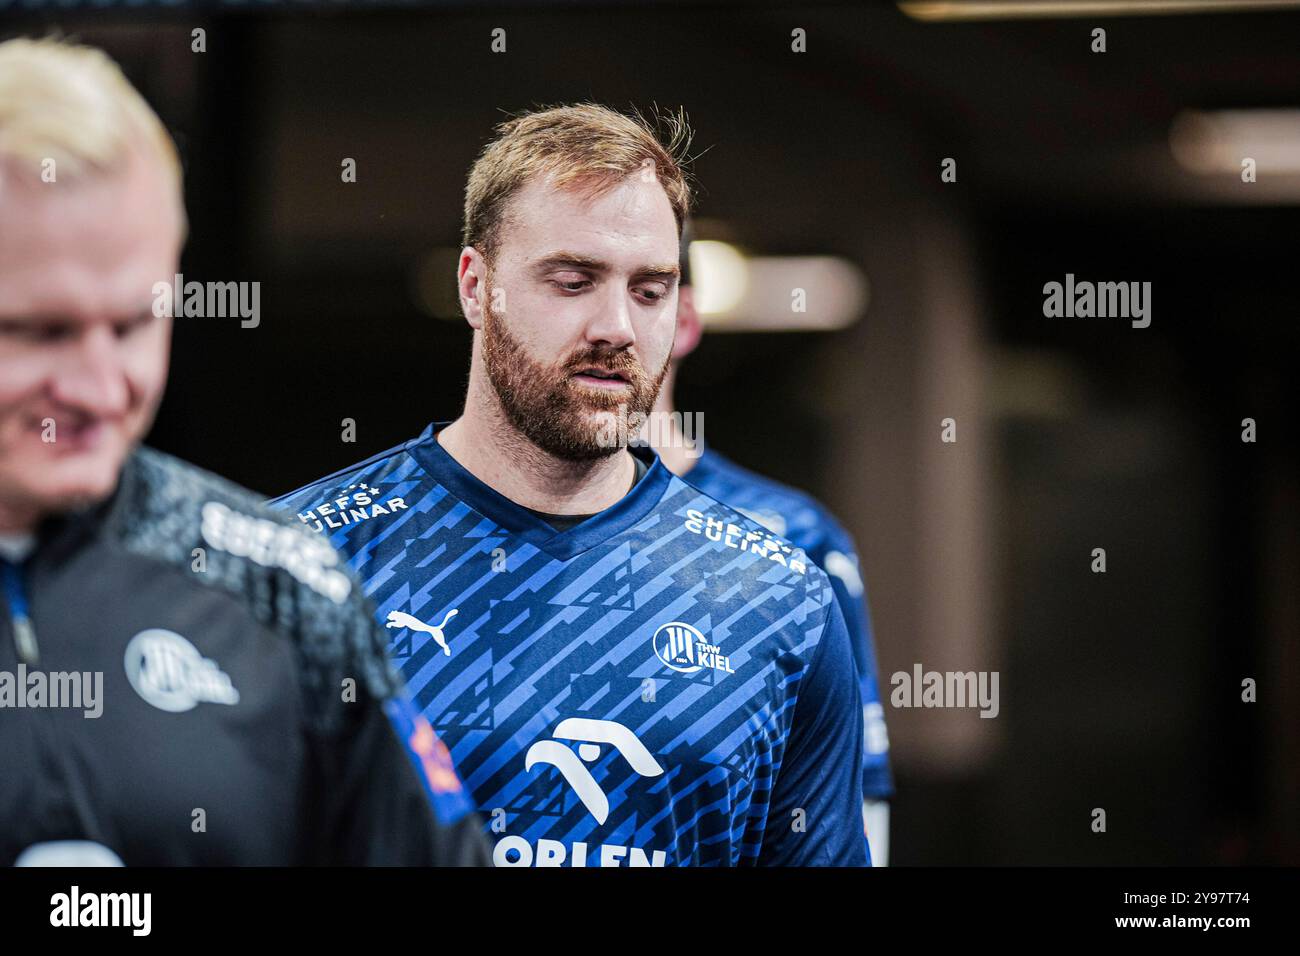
523, 718, 663, 825
653, 621, 734, 675
500, 719, 669, 867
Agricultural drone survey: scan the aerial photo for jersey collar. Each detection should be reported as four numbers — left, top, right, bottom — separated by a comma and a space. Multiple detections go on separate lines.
408, 422, 672, 561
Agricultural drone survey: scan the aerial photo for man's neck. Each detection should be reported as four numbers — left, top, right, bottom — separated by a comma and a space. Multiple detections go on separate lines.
439, 377, 638, 516
649, 375, 698, 478
0, 502, 39, 537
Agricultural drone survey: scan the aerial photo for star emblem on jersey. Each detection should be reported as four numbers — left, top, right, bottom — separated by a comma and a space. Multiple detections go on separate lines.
291, 482, 409, 534
524, 718, 663, 825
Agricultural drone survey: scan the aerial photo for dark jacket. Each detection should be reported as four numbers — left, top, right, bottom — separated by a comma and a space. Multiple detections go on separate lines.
0, 447, 490, 866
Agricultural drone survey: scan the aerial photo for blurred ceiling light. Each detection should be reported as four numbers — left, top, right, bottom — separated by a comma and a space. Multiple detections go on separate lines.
1170, 109, 1300, 175
699, 255, 869, 332
900, 0, 1300, 19
689, 240, 749, 316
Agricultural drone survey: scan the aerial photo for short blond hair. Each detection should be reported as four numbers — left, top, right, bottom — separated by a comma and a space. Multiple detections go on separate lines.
463, 103, 693, 260
0, 36, 183, 204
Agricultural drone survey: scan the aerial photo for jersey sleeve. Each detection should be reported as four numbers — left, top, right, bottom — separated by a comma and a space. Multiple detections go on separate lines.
758, 596, 870, 866
812, 519, 895, 801
299, 685, 491, 866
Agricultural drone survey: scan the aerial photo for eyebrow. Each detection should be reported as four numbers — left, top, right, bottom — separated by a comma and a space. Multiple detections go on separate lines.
532, 251, 680, 281
0, 304, 156, 326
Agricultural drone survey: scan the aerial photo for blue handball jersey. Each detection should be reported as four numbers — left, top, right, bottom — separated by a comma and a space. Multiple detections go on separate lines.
683, 448, 894, 801
271, 423, 867, 867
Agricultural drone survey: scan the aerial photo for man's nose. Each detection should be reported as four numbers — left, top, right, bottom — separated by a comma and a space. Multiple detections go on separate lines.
584, 285, 636, 349
49, 325, 130, 416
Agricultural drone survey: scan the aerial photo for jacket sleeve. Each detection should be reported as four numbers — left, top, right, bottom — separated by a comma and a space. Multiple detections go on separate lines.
757, 596, 870, 866
299, 687, 491, 866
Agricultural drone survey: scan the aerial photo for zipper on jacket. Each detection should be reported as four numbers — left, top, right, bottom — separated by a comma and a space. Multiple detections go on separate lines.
1, 559, 39, 665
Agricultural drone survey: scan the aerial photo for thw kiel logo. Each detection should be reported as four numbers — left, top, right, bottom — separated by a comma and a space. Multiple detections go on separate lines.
385, 608, 458, 657
653, 621, 734, 675
525, 718, 664, 825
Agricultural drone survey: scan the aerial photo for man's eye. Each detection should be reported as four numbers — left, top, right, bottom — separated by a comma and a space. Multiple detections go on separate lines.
115, 312, 155, 337
551, 278, 591, 293
0, 323, 72, 343
636, 284, 668, 302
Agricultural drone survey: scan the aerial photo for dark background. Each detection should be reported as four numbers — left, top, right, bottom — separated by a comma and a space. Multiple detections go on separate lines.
4, 0, 1296, 864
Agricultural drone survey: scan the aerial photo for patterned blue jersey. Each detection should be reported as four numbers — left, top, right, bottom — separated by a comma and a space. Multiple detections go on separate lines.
684, 448, 894, 800
271, 423, 867, 867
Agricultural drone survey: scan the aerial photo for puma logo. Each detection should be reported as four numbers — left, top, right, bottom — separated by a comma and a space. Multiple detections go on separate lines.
385, 608, 459, 656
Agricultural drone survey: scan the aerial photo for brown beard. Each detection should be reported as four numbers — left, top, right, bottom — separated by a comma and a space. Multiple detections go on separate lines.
480, 293, 668, 461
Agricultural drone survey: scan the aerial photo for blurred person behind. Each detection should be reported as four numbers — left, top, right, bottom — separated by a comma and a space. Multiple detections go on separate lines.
650, 226, 894, 863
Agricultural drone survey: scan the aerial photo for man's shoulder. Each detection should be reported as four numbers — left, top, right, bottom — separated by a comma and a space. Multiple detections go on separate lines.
666, 472, 835, 597
665, 477, 852, 691
121, 446, 354, 601
116, 447, 402, 726
270, 434, 426, 516
689, 450, 856, 556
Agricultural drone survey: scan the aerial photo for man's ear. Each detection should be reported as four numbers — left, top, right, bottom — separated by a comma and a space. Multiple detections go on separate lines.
671, 285, 703, 362
458, 247, 487, 329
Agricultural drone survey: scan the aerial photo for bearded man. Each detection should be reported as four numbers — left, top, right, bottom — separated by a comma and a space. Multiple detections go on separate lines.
273, 104, 867, 867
